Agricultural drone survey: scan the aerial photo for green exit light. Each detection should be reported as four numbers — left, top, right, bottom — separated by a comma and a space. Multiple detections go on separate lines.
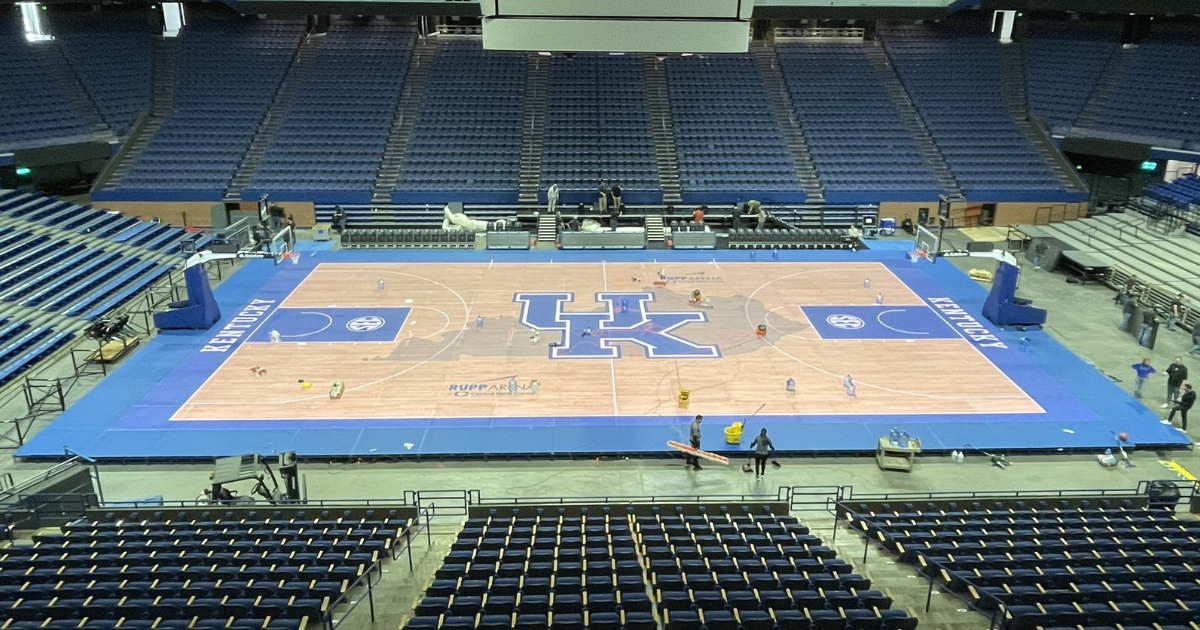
1075, 165, 1083, 170
1016, 12, 1023, 17
15, 166, 31, 177
1140, 161, 1158, 171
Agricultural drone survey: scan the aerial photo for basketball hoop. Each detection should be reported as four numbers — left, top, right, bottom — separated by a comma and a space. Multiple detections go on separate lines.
279, 251, 301, 265
907, 250, 926, 264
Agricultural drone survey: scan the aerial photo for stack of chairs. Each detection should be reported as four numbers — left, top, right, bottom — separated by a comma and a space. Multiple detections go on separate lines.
727, 228, 851, 250
665, 55, 805, 203
394, 40, 526, 204
0, 511, 407, 630
843, 496, 1200, 630
641, 512, 916, 630
342, 228, 476, 249
405, 514, 655, 630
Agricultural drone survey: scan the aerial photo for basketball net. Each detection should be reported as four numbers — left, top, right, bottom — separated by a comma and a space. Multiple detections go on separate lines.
281, 251, 301, 265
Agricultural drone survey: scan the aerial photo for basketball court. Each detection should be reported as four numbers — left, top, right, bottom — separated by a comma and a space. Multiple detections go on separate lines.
18, 248, 1189, 459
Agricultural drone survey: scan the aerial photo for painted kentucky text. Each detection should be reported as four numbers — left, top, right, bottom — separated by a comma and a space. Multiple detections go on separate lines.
926, 297, 1008, 349
200, 299, 278, 352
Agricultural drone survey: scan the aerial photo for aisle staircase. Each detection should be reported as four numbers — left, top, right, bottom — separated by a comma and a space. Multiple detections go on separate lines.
372, 37, 438, 205
863, 43, 963, 200
95, 37, 178, 193
999, 42, 1089, 196
1073, 48, 1135, 130
536, 214, 557, 244
225, 34, 325, 201
640, 56, 683, 207
749, 43, 824, 204
644, 215, 665, 243
517, 54, 549, 206
33, 45, 110, 137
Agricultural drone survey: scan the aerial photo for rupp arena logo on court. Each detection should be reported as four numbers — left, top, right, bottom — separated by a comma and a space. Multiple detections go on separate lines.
449, 380, 538, 397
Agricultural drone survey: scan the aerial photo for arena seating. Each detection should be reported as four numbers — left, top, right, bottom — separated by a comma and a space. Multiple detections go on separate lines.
881, 24, 1080, 202
664, 55, 805, 204
0, 190, 196, 387
1143, 174, 1200, 207
0, 23, 97, 150
842, 495, 1200, 630
539, 54, 662, 206
0, 511, 406, 629
1087, 31, 1200, 149
394, 40, 526, 204
1022, 23, 1119, 135
55, 18, 154, 136
243, 22, 416, 204
112, 20, 304, 201
776, 42, 942, 204
404, 508, 916, 630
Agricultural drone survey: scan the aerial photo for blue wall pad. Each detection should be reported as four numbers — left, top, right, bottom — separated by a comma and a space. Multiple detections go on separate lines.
18, 248, 1189, 460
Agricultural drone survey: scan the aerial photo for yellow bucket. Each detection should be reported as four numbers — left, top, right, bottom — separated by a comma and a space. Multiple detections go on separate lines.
724, 422, 744, 445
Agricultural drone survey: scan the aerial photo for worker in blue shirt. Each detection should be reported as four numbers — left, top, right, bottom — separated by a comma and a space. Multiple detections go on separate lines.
1131, 358, 1157, 399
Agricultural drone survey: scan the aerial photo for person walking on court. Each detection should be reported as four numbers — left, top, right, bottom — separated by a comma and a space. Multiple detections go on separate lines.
750, 428, 775, 479
1167, 383, 1195, 431
1164, 357, 1189, 409
843, 374, 856, 398
1131, 359, 1156, 399
686, 415, 704, 470
547, 183, 560, 215
1167, 293, 1187, 331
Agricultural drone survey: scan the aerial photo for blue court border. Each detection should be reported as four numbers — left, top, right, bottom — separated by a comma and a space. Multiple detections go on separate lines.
17, 248, 1189, 460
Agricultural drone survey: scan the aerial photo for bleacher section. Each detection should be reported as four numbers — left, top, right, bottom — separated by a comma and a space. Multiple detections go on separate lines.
394, 40, 526, 204
0, 510, 406, 630
56, 18, 154, 137
1087, 31, 1200, 150
665, 56, 804, 205
726, 227, 855, 251
539, 54, 662, 206
243, 22, 416, 205
403, 507, 917, 630
1020, 211, 1200, 331
1022, 23, 1119, 135
0, 189, 194, 388
881, 24, 1082, 203
107, 20, 304, 201
841, 494, 1200, 630
342, 228, 477, 249
777, 42, 942, 204
0, 22, 97, 150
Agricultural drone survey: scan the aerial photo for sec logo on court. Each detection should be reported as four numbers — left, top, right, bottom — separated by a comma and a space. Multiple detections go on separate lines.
346, 316, 386, 332
826, 314, 865, 330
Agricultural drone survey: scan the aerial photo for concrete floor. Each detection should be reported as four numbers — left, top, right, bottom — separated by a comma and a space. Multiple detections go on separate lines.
2, 230, 1198, 630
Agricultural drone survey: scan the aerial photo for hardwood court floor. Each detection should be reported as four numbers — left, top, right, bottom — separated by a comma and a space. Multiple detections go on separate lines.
172, 261, 1039, 422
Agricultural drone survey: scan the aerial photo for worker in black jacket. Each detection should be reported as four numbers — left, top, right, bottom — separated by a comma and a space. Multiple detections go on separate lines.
1168, 383, 1196, 431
